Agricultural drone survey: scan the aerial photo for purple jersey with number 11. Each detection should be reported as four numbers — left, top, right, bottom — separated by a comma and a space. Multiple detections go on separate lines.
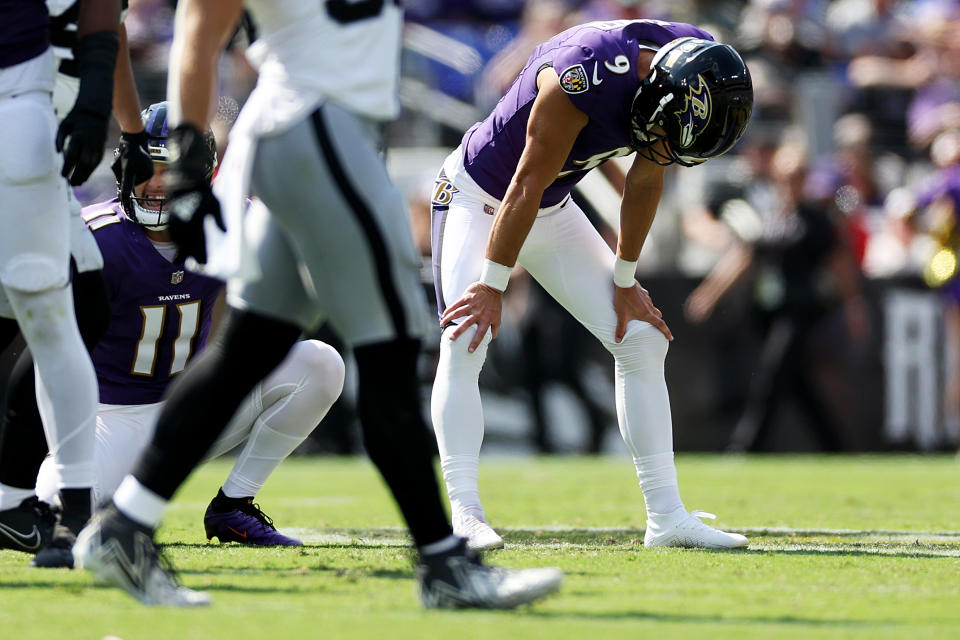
82, 200, 223, 405
462, 19, 713, 208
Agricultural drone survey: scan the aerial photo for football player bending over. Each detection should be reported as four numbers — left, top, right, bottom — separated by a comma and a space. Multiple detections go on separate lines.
431, 21, 754, 551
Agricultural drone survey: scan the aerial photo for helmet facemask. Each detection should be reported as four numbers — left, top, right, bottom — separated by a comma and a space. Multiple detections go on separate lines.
115, 101, 217, 230
129, 178, 171, 230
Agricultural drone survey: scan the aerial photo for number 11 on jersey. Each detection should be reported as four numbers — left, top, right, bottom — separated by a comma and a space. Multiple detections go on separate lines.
131, 301, 201, 377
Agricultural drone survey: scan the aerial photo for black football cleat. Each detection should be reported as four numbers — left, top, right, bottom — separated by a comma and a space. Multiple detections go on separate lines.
32, 488, 93, 569
74, 503, 211, 606
32, 522, 78, 568
418, 538, 562, 609
0, 496, 56, 554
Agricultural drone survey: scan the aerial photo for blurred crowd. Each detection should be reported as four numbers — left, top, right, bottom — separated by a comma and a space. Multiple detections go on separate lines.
78, 0, 960, 453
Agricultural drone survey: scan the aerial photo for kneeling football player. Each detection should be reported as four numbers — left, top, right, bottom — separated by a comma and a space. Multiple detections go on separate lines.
34, 102, 345, 546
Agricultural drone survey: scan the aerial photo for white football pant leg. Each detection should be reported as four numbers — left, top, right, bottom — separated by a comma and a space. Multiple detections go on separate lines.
429, 164, 496, 519
0, 90, 70, 294
36, 403, 162, 506
517, 200, 683, 517
207, 340, 345, 497
8, 284, 98, 491
432, 326, 492, 519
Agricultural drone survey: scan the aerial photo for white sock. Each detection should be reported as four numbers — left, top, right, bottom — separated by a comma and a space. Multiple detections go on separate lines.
420, 533, 460, 556
634, 452, 684, 519
7, 285, 97, 489
0, 484, 35, 511
431, 328, 490, 518
221, 340, 343, 498
113, 476, 167, 529
441, 455, 484, 520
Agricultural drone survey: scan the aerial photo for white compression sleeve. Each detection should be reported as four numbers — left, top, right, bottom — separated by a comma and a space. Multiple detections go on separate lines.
221, 340, 344, 498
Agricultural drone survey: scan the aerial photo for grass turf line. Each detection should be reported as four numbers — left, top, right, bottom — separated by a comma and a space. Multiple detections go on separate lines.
1, 454, 958, 640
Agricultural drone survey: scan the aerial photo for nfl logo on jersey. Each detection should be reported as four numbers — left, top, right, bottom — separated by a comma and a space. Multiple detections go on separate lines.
171, 270, 185, 285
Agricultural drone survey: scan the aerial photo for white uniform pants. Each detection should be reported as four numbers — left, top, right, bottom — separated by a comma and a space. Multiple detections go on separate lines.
36, 340, 343, 505
430, 149, 676, 517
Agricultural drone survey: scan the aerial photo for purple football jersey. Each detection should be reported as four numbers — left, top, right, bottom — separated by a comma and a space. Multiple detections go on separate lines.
82, 200, 224, 405
0, 0, 49, 68
463, 19, 713, 207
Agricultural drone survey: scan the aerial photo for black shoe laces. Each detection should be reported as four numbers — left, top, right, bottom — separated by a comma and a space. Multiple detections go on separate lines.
237, 501, 277, 532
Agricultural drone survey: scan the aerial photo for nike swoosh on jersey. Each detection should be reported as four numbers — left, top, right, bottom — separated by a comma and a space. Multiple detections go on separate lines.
0, 522, 42, 550
592, 62, 603, 86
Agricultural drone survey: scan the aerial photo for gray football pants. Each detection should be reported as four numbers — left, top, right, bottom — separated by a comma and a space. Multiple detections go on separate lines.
233, 102, 429, 346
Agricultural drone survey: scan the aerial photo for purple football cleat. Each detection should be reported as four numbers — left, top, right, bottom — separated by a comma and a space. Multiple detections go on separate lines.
203, 490, 302, 546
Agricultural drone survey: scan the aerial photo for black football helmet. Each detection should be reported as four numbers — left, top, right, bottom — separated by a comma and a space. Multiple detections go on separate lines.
113, 101, 217, 229
629, 37, 753, 167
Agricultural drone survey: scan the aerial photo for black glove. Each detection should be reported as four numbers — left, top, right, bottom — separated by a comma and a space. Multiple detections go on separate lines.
57, 31, 118, 186
166, 124, 225, 264
111, 130, 155, 212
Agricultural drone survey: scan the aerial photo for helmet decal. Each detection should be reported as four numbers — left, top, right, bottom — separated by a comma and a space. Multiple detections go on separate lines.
675, 74, 712, 149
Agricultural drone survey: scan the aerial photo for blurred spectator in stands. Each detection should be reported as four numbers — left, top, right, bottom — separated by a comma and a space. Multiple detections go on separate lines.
844, 1, 960, 155
474, 0, 570, 109
684, 139, 869, 452
573, 0, 655, 22
737, 0, 829, 71
914, 128, 960, 440
863, 186, 933, 278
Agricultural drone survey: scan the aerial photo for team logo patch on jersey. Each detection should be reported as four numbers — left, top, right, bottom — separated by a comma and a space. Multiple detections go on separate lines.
432, 171, 459, 207
559, 64, 589, 94
674, 74, 712, 149
484, 204, 495, 215
171, 270, 185, 285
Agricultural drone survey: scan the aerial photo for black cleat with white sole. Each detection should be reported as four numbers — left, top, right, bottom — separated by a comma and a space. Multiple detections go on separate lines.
73, 503, 211, 606
418, 538, 562, 609
0, 497, 56, 554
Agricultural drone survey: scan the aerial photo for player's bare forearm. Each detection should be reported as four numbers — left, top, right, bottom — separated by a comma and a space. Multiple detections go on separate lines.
486, 67, 587, 266
113, 23, 142, 133
617, 155, 665, 261
77, 0, 120, 36
168, 0, 242, 129
486, 184, 542, 267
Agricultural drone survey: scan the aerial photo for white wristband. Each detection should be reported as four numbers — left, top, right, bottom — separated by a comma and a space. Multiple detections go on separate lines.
613, 257, 638, 288
479, 259, 512, 292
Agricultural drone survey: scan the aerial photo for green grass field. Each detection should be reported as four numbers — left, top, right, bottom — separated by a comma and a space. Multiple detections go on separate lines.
2, 454, 959, 640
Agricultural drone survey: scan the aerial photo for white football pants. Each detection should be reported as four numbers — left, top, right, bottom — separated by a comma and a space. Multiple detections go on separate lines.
430, 149, 683, 521
36, 340, 345, 505
0, 51, 98, 491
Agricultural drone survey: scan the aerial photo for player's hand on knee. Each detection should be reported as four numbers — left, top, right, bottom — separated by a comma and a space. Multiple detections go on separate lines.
440, 282, 503, 353
613, 283, 673, 343
165, 124, 225, 264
